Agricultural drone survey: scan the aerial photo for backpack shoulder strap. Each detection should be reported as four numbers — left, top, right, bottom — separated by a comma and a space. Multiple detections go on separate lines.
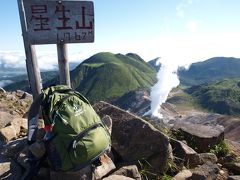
28, 93, 43, 144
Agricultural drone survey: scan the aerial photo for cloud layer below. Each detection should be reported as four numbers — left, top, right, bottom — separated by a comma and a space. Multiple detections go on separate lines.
0, 50, 89, 71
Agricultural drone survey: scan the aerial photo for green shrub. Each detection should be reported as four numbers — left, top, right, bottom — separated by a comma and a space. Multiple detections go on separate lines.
210, 140, 229, 157
162, 174, 172, 180
137, 159, 157, 180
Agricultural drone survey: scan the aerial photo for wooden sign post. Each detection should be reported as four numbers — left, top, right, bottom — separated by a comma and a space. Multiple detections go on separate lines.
17, 0, 42, 99
17, 0, 94, 99
57, 43, 71, 86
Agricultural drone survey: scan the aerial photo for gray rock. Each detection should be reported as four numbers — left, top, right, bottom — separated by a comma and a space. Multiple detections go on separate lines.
224, 163, 240, 175
93, 154, 116, 180
112, 89, 151, 116
170, 138, 201, 168
199, 153, 218, 164
6, 94, 17, 101
191, 162, 220, 180
111, 165, 141, 180
173, 122, 224, 152
20, 92, 32, 100
219, 154, 238, 165
0, 125, 17, 143
0, 118, 27, 143
94, 101, 170, 174
103, 175, 135, 180
173, 169, 192, 180
10, 118, 28, 135
217, 169, 229, 180
0, 111, 14, 129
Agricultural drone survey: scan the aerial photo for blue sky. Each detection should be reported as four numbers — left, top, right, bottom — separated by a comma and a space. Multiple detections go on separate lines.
1, 0, 240, 69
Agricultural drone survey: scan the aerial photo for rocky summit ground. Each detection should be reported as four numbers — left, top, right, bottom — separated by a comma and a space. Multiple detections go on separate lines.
0, 88, 240, 179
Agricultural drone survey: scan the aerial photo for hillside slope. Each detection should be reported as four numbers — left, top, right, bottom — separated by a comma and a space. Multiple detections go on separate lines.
3, 71, 58, 92
184, 78, 240, 115
70, 52, 157, 102
178, 57, 240, 86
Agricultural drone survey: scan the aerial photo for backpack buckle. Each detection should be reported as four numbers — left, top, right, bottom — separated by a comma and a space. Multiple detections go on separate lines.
72, 140, 77, 149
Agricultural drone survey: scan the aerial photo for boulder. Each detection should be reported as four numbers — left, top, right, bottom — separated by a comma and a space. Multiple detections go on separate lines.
199, 153, 218, 164
219, 154, 238, 165
0, 125, 17, 143
225, 139, 240, 157
216, 168, 229, 180
6, 94, 17, 101
94, 154, 116, 180
0, 111, 14, 129
170, 138, 201, 168
191, 162, 220, 180
173, 122, 224, 152
10, 118, 28, 134
111, 165, 141, 180
223, 163, 240, 175
20, 92, 32, 100
94, 101, 170, 174
173, 169, 192, 180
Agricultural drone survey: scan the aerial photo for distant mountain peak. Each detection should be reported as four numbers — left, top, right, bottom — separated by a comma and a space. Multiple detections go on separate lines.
178, 57, 240, 86
70, 52, 157, 102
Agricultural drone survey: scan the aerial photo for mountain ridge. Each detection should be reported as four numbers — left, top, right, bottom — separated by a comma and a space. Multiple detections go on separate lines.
70, 52, 157, 102
178, 57, 240, 86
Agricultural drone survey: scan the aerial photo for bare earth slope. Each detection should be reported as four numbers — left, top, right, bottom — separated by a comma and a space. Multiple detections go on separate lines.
165, 89, 240, 143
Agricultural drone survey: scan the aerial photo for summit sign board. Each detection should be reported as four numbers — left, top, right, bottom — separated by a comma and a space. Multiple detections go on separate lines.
22, 0, 94, 44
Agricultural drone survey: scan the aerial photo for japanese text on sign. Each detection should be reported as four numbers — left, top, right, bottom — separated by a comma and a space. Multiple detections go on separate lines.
23, 0, 94, 44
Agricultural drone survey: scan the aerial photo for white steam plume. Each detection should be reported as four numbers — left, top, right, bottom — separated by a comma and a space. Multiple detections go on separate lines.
150, 57, 180, 119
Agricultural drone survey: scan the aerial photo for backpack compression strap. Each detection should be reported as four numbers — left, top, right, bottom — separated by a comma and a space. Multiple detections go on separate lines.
28, 93, 43, 144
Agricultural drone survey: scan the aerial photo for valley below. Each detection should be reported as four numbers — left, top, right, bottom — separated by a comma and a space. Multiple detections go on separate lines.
163, 89, 240, 143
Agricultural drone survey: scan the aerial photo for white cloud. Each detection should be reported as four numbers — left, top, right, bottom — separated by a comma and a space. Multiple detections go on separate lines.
0, 49, 88, 71
0, 80, 13, 87
0, 51, 25, 68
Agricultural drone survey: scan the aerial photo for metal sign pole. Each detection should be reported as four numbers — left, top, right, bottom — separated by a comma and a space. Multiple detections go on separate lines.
17, 0, 42, 99
57, 43, 71, 87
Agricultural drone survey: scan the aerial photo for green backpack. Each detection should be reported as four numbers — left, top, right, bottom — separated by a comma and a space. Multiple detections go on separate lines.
28, 85, 111, 171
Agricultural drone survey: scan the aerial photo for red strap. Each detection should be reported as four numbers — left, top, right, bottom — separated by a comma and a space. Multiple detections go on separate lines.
44, 124, 53, 132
